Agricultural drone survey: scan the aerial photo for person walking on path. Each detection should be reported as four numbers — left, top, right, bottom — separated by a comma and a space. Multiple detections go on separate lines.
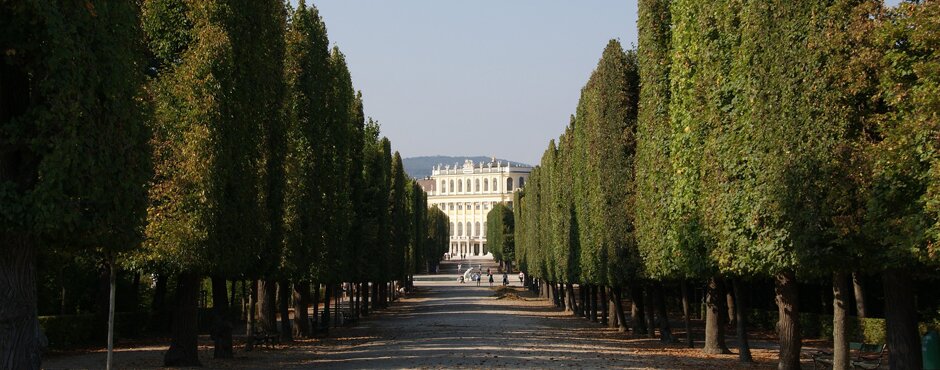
475, 273, 481, 286
518, 271, 525, 284
488, 273, 494, 286
502, 273, 509, 286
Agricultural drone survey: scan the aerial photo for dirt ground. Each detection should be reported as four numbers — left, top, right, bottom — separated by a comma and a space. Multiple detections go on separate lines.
43, 280, 818, 369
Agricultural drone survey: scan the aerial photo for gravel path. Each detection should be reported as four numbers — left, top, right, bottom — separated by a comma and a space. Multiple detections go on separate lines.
43, 280, 780, 369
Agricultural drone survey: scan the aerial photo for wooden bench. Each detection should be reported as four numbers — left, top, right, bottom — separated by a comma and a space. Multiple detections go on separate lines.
811, 342, 886, 369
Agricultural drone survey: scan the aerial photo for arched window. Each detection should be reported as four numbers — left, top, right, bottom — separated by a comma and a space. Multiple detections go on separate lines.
475, 179, 480, 192
466, 179, 471, 192
441, 180, 446, 193
493, 178, 498, 192
466, 222, 472, 237
457, 222, 463, 236
506, 177, 514, 191
475, 222, 481, 236
450, 180, 455, 193
458, 179, 462, 192
483, 178, 489, 192
450, 222, 455, 236
519, 177, 525, 188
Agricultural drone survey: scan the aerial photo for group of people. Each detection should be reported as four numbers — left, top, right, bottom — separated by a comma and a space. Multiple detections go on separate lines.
457, 265, 526, 287
443, 252, 471, 260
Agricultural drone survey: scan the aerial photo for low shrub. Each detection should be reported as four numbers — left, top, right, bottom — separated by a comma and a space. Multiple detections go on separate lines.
40, 311, 149, 349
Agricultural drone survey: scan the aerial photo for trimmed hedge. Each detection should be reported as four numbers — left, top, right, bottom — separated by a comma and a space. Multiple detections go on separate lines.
40, 312, 148, 349
747, 310, 887, 343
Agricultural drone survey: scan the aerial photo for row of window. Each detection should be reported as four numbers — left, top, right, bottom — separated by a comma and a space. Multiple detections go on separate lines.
432, 201, 497, 211
450, 221, 483, 237
439, 176, 525, 194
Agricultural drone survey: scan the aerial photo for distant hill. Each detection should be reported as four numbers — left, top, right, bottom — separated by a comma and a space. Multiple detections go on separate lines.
403, 156, 530, 179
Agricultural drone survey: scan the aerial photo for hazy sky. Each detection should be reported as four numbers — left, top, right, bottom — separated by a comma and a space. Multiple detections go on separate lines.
294, 0, 903, 165
293, 1, 636, 165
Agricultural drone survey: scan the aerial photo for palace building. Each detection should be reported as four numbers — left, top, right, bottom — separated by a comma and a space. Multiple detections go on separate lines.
417, 159, 531, 259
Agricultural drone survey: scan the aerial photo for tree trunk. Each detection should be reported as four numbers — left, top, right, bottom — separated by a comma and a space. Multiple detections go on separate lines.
726, 288, 736, 327
258, 279, 278, 333
681, 280, 693, 348
613, 286, 628, 332
164, 272, 201, 367
278, 280, 292, 342
565, 283, 576, 313
608, 287, 618, 329
832, 273, 849, 370
591, 285, 600, 322
229, 280, 239, 320
852, 272, 866, 318
774, 271, 801, 370
246, 280, 256, 351
210, 276, 233, 359
882, 269, 922, 370
321, 284, 332, 332
0, 242, 42, 370
704, 276, 730, 354
630, 284, 647, 335
732, 279, 752, 363
60, 286, 67, 315
348, 282, 355, 321
312, 283, 320, 329
601, 286, 609, 325
361, 282, 370, 316
96, 260, 111, 331
644, 285, 656, 338
574, 283, 588, 317
551, 283, 558, 307
106, 255, 117, 370
550, 282, 557, 306
350, 283, 362, 320
151, 273, 168, 333
292, 281, 310, 338
654, 283, 674, 343
371, 281, 378, 311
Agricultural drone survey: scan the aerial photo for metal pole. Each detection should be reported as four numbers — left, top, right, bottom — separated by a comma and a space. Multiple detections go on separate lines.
106, 253, 116, 370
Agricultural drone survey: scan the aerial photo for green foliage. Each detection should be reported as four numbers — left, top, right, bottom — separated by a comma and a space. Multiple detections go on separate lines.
1, 1, 151, 253
141, 0, 285, 277
362, 133, 392, 282
552, 130, 581, 284
408, 181, 429, 275
515, 41, 642, 287
426, 207, 450, 272
486, 203, 515, 264
867, 1, 940, 268
281, 1, 332, 280
389, 152, 410, 281
746, 309, 888, 344
636, 0, 684, 280
39, 312, 149, 349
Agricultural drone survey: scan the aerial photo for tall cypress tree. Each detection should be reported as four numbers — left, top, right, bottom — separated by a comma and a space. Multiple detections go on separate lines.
427, 207, 450, 273
1, 3, 150, 368
360, 122, 391, 311
866, 2, 940, 367
389, 152, 410, 284
282, 0, 334, 338
665, 0, 738, 354
486, 203, 515, 270
141, 0, 285, 363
